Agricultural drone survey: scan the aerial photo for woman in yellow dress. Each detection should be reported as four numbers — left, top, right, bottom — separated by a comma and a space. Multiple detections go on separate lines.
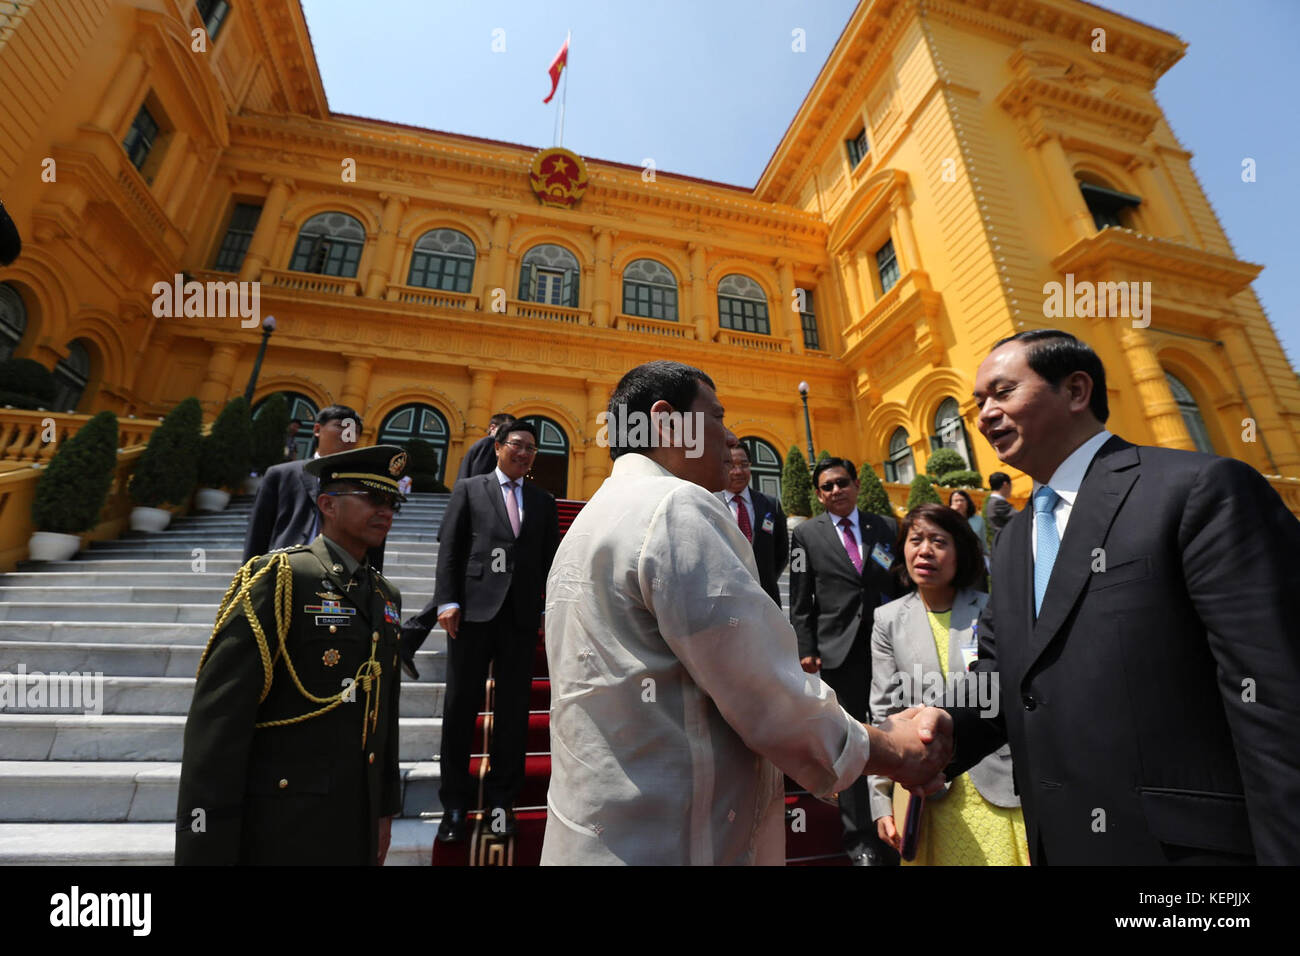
868, 503, 1029, 866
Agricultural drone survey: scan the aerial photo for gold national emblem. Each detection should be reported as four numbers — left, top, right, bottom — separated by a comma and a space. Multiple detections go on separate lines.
322, 648, 341, 667
529, 147, 589, 209
388, 452, 407, 477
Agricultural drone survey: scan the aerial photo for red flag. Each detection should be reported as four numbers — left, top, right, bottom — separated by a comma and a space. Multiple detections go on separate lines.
543, 34, 569, 104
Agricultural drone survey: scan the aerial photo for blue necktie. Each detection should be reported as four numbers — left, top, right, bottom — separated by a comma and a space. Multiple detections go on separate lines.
1033, 485, 1061, 617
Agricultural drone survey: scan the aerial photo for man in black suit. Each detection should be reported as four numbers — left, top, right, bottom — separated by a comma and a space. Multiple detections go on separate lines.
716, 445, 789, 609
982, 471, 1016, 550
948, 329, 1300, 865
789, 458, 903, 865
456, 412, 513, 481
242, 405, 385, 570
433, 420, 560, 842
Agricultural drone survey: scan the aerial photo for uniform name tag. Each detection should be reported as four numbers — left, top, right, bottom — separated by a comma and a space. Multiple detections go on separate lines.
316, 615, 352, 627
870, 542, 892, 570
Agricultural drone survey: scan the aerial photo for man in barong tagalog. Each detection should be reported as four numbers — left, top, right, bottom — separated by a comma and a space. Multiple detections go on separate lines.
541, 361, 952, 865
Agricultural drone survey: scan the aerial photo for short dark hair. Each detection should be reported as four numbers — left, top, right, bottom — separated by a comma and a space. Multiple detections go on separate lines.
494, 419, 537, 445
489, 413, 514, 430
989, 471, 1011, 492
606, 361, 715, 460
317, 404, 363, 429
992, 329, 1108, 423
812, 457, 857, 488
896, 503, 984, 591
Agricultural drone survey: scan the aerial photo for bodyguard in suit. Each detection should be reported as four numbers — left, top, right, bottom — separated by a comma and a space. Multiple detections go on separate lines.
789, 457, 903, 864
433, 420, 560, 842
982, 471, 1016, 549
242, 405, 384, 572
456, 412, 514, 481
716, 445, 789, 608
176, 446, 407, 865
949, 329, 1300, 865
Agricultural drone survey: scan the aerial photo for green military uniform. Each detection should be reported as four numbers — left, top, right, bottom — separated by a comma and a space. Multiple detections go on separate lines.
175, 447, 407, 865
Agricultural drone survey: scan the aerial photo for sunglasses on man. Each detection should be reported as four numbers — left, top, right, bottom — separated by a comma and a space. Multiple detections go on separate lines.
818, 477, 853, 492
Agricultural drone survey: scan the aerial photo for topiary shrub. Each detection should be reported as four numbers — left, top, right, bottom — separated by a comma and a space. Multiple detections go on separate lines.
781, 446, 812, 517
906, 473, 942, 510
932, 468, 983, 489
31, 410, 118, 533
925, 448, 967, 479
857, 462, 894, 517
129, 397, 202, 507
198, 396, 252, 490
250, 392, 290, 475
0, 357, 57, 409
808, 449, 832, 516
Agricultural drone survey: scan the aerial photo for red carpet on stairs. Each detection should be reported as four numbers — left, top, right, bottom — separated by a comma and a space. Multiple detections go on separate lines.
429, 498, 845, 866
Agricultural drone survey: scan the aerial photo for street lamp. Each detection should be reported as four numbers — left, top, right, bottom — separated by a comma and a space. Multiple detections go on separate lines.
243, 314, 276, 405
798, 381, 815, 471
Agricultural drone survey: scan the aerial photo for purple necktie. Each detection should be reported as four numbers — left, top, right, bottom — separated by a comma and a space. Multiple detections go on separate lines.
504, 480, 522, 537
839, 517, 863, 575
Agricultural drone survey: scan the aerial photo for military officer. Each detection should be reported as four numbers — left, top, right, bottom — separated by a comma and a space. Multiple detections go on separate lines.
175, 445, 408, 865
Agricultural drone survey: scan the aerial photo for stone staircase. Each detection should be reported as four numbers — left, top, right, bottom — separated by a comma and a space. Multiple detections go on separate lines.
0, 493, 453, 865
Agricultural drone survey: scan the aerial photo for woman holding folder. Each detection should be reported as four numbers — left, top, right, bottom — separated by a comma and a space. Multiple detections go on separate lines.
868, 503, 1028, 866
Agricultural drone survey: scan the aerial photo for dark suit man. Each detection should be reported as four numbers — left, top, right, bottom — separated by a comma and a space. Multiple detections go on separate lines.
176, 446, 407, 865
949, 329, 1300, 865
982, 471, 1016, 550
789, 458, 903, 865
716, 445, 788, 608
242, 405, 384, 572
456, 412, 513, 481
433, 420, 560, 842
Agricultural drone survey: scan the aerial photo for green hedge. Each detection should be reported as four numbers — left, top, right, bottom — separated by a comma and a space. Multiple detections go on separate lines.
31, 411, 118, 533
780, 446, 812, 517
925, 448, 967, 479
250, 392, 290, 475
0, 358, 56, 410
129, 397, 202, 508
906, 473, 942, 510
808, 450, 831, 516
932, 468, 983, 489
198, 396, 251, 490
857, 462, 894, 516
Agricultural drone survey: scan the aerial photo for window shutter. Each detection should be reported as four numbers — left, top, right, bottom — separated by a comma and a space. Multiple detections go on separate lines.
564, 269, 580, 308
518, 262, 532, 301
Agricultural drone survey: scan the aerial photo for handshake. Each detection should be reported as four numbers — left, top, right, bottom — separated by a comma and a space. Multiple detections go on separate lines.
865, 706, 953, 795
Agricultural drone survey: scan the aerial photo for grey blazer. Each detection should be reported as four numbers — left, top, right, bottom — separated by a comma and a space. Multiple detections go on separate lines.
867, 588, 1018, 820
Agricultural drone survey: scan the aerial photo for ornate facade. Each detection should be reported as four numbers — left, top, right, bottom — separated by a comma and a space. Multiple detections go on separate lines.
2, 0, 1297, 503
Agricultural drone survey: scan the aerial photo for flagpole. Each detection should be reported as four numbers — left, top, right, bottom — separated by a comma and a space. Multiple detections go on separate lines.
558, 29, 570, 148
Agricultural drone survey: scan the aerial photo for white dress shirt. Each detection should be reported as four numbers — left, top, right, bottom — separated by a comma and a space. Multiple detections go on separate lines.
1031, 429, 1112, 561
719, 487, 755, 534
542, 453, 871, 865
437, 468, 528, 616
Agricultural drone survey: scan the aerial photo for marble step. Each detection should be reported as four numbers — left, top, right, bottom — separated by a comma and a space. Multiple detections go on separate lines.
0, 620, 448, 650
23, 558, 438, 573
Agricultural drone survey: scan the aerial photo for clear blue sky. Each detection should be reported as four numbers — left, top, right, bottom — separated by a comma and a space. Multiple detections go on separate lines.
302, 0, 1298, 367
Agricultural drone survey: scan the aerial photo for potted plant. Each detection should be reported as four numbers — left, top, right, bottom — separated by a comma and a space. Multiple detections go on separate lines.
128, 397, 202, 531
195, 396, 252, 511
248, 391, 291, 493
856, 462, 895, 517
780, 446, 813, 531
906, 473, 942, 510
28, 410, 118, 561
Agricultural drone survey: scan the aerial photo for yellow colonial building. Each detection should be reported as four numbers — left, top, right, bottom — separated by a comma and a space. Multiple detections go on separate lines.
3, 0, 1299, 511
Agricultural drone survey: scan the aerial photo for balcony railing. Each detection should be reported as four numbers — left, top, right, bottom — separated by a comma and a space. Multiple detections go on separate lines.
713, 328, 787, 353
506, 300, 592, 326
0, 409, 161, 473
260, 269, 360, 297
386, 284, 477, 310
615, 313, 694, 339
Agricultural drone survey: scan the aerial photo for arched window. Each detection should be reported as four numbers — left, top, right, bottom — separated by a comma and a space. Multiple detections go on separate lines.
511, 414, 569, 498
0, 282, 27, 361
519, 244, 580, 307
379, 403, 450, 481
883, 427, 915, 484
931, 397, 973, 468
717, 274, 769, 335
52, 340, 91, 412
408, 228, 475, 293
740, 436, 783, 499
289, 212, 365, 277
1165, 372, 1215, 454
1078, 175, 1141, 232
622, 259, 678, 321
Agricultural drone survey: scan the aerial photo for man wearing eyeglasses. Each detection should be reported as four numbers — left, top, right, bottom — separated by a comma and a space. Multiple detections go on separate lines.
789, 457, 903, 866
431, 420, 560, 843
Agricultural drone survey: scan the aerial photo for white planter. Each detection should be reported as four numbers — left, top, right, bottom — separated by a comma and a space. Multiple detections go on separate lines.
130, 506, 172, 532
786, 515, 809, 532
28, 531, 81, 562
195, 487, 231, 512
240, 475, 262, 496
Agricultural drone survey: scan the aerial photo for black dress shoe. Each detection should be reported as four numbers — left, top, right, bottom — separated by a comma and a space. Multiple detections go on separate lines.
485, 807, 516, 838
399, 651, 419, 681
436, 809, 468, 843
